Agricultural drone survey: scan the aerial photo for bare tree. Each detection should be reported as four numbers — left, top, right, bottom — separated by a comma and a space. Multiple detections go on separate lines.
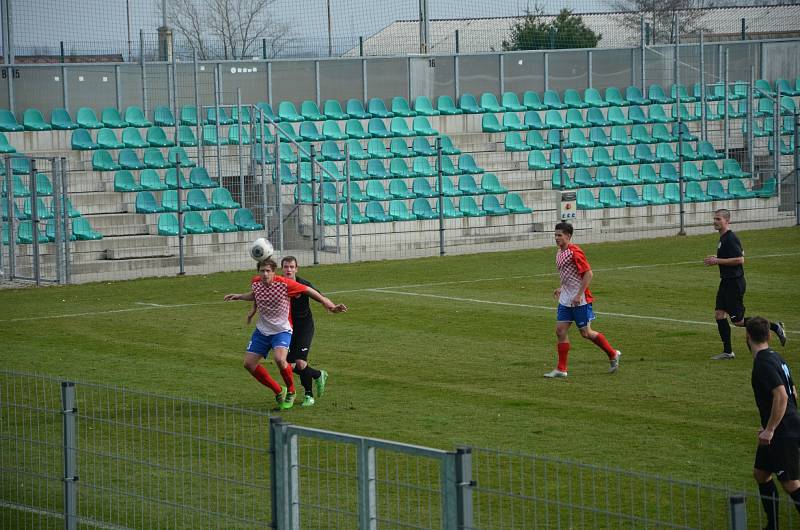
165, 0, 291, 59
613, 0, 713, 44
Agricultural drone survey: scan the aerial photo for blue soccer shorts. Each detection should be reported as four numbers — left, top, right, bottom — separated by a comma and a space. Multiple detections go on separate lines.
246, 329, 292, 358
557, 303, 596, 329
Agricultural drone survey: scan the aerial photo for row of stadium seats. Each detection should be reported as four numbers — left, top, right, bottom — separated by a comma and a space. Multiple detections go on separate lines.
318, 194, 532, 225
134, 189, 239, 214
155, 208, 262, 235
2, 217, 101, 244
550, 160, 748, 189
576, 178, 776, 210
114, 167, 217, 192
3, 196, 74, 221
2, 173, 55, 197
293, 174, 508, 204
527, 142, 722, 170
251, 137, 459, 165
92, 147, 194, 171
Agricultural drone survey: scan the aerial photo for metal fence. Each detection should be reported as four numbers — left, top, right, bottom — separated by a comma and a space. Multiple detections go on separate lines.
3, 370, 799, 529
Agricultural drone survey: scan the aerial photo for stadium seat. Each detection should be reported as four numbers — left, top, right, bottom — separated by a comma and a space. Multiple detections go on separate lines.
209, 210, 239, 232
598, 187, 625, 208
639, 164, 663, 184
480, 93, 504, 113
728, 178, 756, 199
616, 166, 638, 184
412, 177, 436, 198
583, 88, 607, 108
346, 139, 370, 160
768, 136, 795, 156
698, 141, 722, 160
15, 220, 49, 244
586, 108, 610, 127
412, 197, 438, 220
345, 119, 370, 139
114, 170, 140, 192
321, 182, 342, 203
187, 189, 214, 210
165, 167, 191, 189
368, 98, 393, 118
571, 168, 593, 188
300, 100, 325, 121
569, 129, 592, 149
628, 105, 649, 124
277, 143, 297, 164
652, 124, 676, 143
92, 150, 120, 171
323, 99, 348, 120
319, 161, 343, 181
670, 84, 695, 103
543, 90, 566, 110
45, 218, 76, 242
604, 87, 628, 107
504, 132, 529, 152
612, 145, 636, 165
96, 128, 123, 149
457, 195, 482, 216
482, 195, 509, 215
23, 197, 53, 220
233, 208, 264, 230
458, 93, 483, 114
189, 167, 216, 188
125, 106, 152, 128
660, 163, 679, 183
101, 107, 128, 128
118, 149, 145, 170
563, 89, 587, 109
631, 125, 656, 144
482, 113, 505, 133
624, 86, 649, 106
523, 111, 546, 130
754, 177, 777, 198
410, 137, 434, 157
368, 118, 393, 139
458, 154, 483, 174
277, 163, 296, 185
365, 201, 392, 222
212, 187, 241, 209
544, 110, 567, 129
722, 159, 749, 178
122, 127, 149, 148
685, 181, 712, 202
528, 150, 554, 170
634, 144, 658, 164
153, 105, 175, 127
642, 184, 670, 205
776, 78, 800, 97
202, 125, 226, 146
566, 109, 589, 128
679, 142, 700, 161
0, 109, 23, 132
390, 117, 414, 137
572, 148, 594, 168
647, 84, 672, 104
521, 91, 546, 111
525, 130, 551, 150
343, 182, 368, 202
577, 188, 602, 209
278, 102, 303, 122
389, 158, 412, 178
157, 213, 179, 236
502, 113, 527, 131
347, 100, 372, 120
413, 96, 439, 116
347, 161, 368, 181
388, 200, 416, 221
299, 121, 324, 142
504, 193, 532, 214
227, 125, 251, 145
340, 203, 369, 224
71, 129, 99, 150
706, 180, 735, 200
754, 79, 775, 98
594, 166, 620, 186
76, 107, 103, 129
391, 96, 416, 117
412, 117, 437, 136
322, 120, 348, 141
588, 127, 612, 147
412, 157, 436, 177
23, 108, 52, 131
139, 169, 167, 191
366, 180, 391, 201
620, 187, 647, 207
1, 174, 28, 197
436, 95, 462, 115
253, 124, 275, 145
440, 156, 459, 176
501, 92, 526, 112
607, 107, 632, 126
50, 108, 79, 130
366, 159, 389, 179
180, 105, 198, 126
681, 162, 703, 182
671, 103, 696, 122
367, 138, 392, 159
480, 173, 507, 194
457, 174, 481, 195
146, 126, 174, 148
440, 135, 461, 155
436, 176, 461, 197
135, 191, 162, 213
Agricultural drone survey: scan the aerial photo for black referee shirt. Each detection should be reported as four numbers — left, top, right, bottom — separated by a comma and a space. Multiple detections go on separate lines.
290, 276, 315, 326
751, 348, 800, 439
717, 229, 744, 279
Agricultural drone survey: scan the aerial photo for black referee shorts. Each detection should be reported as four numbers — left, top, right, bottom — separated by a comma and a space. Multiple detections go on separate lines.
287, 322, 315, 364
715, 277, 746, 322
755, 438, 800, 481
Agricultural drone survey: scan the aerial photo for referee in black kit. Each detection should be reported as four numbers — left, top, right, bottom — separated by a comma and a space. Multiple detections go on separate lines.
703, 209, 786, 360
748, 316, 800, 528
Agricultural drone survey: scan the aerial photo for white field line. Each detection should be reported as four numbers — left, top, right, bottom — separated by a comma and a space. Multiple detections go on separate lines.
1, 252, 798, 326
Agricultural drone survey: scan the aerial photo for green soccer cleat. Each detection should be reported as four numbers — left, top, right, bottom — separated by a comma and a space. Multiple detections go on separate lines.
280, 391, 296, 410
314, 370, 328, 399
301, 395, 316, 407
275, 386, 287, 407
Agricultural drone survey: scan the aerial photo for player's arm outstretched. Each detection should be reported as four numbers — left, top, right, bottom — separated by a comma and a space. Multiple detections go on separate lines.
224, 292, 255, 302
304, 286, 347, 313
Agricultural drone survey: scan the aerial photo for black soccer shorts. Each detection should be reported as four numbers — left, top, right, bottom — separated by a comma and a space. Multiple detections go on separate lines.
715, 277, 746, 322
287, 322, 314, 364
755, 438, 800, 481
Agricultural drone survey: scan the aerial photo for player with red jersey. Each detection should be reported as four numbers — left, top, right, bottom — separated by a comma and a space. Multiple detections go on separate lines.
224, 258, 347, 409
544, 222, 621, 378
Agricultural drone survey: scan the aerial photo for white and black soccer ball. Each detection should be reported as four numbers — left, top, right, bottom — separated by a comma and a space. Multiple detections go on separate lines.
249, 237, 274, 262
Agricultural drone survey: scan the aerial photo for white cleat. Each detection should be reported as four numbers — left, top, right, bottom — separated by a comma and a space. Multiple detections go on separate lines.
543, 369, 568, 378
711, 352, 736, 360
609, 350, 621, 373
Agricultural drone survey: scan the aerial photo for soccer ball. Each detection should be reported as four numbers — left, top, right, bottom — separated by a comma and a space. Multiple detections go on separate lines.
249, 238, 274, 262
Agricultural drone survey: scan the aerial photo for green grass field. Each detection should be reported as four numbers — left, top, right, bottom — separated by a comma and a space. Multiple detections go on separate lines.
2, 227, 799, 492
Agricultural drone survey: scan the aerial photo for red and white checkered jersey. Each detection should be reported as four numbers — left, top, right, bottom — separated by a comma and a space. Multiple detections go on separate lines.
556, 243, 593, 306
251, 275, 307, 336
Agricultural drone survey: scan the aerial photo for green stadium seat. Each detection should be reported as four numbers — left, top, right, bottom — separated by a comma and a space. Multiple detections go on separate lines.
501, 92, 526, 112
458, 154, 483, 174
45, 218, 77, 242
566, 108, 589, 128
459, 93, 483, 114
212, 187, 241, 209
202, 124, 226, 146
440, 135, 461, 155
754, 79, 775, 98
299, 121, 324, 142
97, 128, 123, 149
209, 210, 238, 232
543, 90, 566, 110
50, 108, 79, 130
322, 120, 348, 141
442, 197, 464, 218
277, 163, 296, 185
550, 169, 575, 189
114, 170, 140, 192
652, 123, 677, 143
670, 84, 695, 103
631, 125, 656, 144
340, 203, 370, 224
367, 159, 389, 179
367, 138, 392, 159
389, 158, 412, 178
180, 105, 198, 126
520, 91, 545, 111
227, 124, 251, 145
480, 93, 504, 113
480, 173, 507, 194
616, 166, 638, 184
604, 87, 628, 106
278, 102, 303, 122
703, 103, 723, 121
135, 191, 162, 213
440, 156, 459, 176
660, 164, 679, 183
634, 144, 658, 164
321, 182, 342, 203
413, 177, 436, 198
345, 99, 371, 119
412, 116, 437, 136
642, 184, 670, 205
234, 208, 263, 230
588, 127, 612, 147
368, 98, 393, 118
777, 78, 800, 97
9, 158, 30, 175
550, 149, 572, 168
563, 89, 587, 109
572, 148, 594, 168
146, 126, 174, 148
706, 180, 734, 200
754, 177, 777, 198
277, 143, 297, 164
125, 106, 152, 127
253, 124, 275, 145
391, 96, 416, 117
412, 157, 436, 177
458, 195, 483, 216
544, 110, 567, 129
608, 107, 632, 126
320, 160, 344, 181
599, 187, 625, 208
251, 144, 273, 165
572, 168, 594, 188
101, 107, 128, 128
410, 137, 434, 157
696, 82, 725, 101
165, 168, 192, 190
92, 150, 120, 171
389, 180, 415, 200
365, 201, 392, 222
23, 108, 52, 131
71, 129, 99, 150
228, 106, 252, 126
0, 109, 23, 132
577, 188, 602, 209
254, 102, 279, 123
679, 142, 699, 161
595, 166, 620, 186
122, 127, 149, 148
343, 182, 368, 202
139, 169, 168, 191
525, 130, 551, 150
728, 178, 756, 199
612, 145, 636, 165
482, 113, 505, 133
620, 187, 647, 207
768, 136, 794, 155
504, 131, 529, 152
624, 86, 648, 106
685, 181, 712, 202
456, 174, 481, 195
118, 148, 145, 170
157, 213, 179, 236
436, 175, 461, 197
77, 107, 103, 129
586, 108, 610, 127
1, 174, 29, 197
502, 113, 527, 131
368, 118, 393, 139
638, 164, 663, 184
583, 88, 607, 108
346, 139, 370, 160
16, 220, 49, 243
412, 197, 438, 219
23, 197, 53, 219
189, 167, 216, 188
436, 95, 462, 115
528, 150, 554, 170
187, 189, 214, 210
153, 106, 175, 127
0, 132, 13, 154
681, 161, 703, 182
323, 99, 348, 120
345, 119, 370, 139
391, 117, 414, 137
648, 84, 672, 104
698, 141, 722, 159
628, 105, 649, 124
671, 103, 696, 122
722, 159, 749, 178
482, 195, 510, 215
523, 111, 546, 130
413, 96, 439, 116
300, 100, 325, 121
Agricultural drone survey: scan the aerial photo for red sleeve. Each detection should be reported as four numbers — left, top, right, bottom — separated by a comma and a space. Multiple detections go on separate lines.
277, 276, 309, 298
570, 244, 591, 275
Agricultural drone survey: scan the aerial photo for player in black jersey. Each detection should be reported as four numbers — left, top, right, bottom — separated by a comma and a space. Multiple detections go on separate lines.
703, 209, 786, 360
747, 317, 800, 528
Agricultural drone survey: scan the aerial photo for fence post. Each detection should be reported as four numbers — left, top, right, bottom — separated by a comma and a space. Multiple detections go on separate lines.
61, 381, 78, 530
61, 157, 71, 284
237, 88, 245, 209
436, 136, 445, 256
677, 118, 686, 236
345, 142, 353, 263
723, 48, 729, 158
773, 86, 781, 184
52, 157, 64, 284
310, 145, 319, 265
29, 159, 40, 286
795, 111, 799, 225
140, 29, 148, 119
640, 16, 646, 90
357, 439, 377, 530
728, 495, 746, 530
699, 31, 706, 142
441, 451, 459, 530
269, 417, 287, 530
176, 159, 185, 276
287, 432, 300, 530
748, 66, 755, 175
4, 157, 14, 279
455, 447, 474, 530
